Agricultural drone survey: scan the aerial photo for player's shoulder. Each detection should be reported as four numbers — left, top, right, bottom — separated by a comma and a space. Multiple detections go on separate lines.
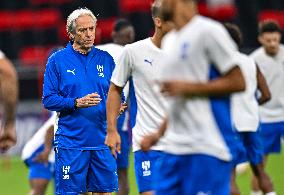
191, 15, 225, 33
124, 38, 150, 51
48, 47, 66, 61
250, 47, 265, 59
237, 52, 255, 65
91, 46, 114, 61
96, 43, 122, 51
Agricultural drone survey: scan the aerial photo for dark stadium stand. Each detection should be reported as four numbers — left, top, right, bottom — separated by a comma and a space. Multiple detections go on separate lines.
0, 0, 284, 100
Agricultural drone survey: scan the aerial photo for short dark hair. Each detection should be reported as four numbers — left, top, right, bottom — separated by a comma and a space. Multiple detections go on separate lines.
113, 18, 132, 33
224, 23, 243, 48
259, 20, 281, 35
151, 0, 162, 18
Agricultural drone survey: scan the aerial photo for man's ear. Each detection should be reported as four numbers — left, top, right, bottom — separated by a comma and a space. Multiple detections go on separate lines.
258, 35, 263, 45
69, 33, 75, 40
154, 17, 162, 28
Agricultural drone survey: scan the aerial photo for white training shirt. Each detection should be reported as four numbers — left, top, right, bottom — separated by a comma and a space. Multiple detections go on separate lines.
159, 15, 238, 161
231, 52, 259, 132
250, 45, 284, 123
21, 112, 56, 163
111, 38, 167, 152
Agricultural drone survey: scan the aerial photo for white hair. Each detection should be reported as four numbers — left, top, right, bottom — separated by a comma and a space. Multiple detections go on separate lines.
66, 8, 97, 36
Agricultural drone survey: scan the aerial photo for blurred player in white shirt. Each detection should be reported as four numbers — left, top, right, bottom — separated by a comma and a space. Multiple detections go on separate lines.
22, 112, 56, 195
250, 20, 284, 195
141, 0, 246, 194
105, 1, 174, 194
224, 23, 275, 195
97, 18, 135, 195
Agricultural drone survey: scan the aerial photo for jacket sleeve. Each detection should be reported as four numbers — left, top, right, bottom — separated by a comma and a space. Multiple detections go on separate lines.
42, 56, 76, 112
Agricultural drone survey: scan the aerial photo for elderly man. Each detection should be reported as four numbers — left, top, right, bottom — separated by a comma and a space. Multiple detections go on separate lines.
42, 8, 123, 195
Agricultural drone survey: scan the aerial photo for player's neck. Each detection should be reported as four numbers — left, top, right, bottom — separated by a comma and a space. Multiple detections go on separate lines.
151, 31, 163, 48
72, 43, 91, 55
175, 7, 197, 30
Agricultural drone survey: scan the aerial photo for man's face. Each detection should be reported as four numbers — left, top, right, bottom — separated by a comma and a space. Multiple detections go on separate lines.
72, 15, 96, 50
259, 32, 281, 56
115, 26, 135, 45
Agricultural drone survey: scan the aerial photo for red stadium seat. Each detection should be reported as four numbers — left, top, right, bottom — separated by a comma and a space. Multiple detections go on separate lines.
14, 10, 35, 30
29, 0, 74, 6
0, 9, 61, 31
19, 46, 51, 66
119, 0, 153, 13
34, 9, 61, 29
0, 11, 14, 31
97, 17, 118, 42
198, 3, 237, 21
258, 10, 284, 29
210, 5, 237, 21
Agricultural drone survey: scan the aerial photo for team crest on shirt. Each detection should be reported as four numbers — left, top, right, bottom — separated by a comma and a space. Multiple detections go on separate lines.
62, 166, 70, 180
97, 64, 104, 77
142, 161, 151, 176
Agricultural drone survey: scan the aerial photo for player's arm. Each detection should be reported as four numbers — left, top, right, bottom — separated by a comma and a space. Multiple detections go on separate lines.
42, 57, 101, 111
35, 125, 54, 163
105, 83, 124, 157
42, 57, 77, 111
141, 118, 168, 151
0, 56, 18, 152
161, 66, 245, 97
255, 64, 271, 105
105, 47, 132, 157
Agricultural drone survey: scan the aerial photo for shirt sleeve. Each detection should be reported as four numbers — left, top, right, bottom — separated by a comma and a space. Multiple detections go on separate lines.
111, 46, 133, 87
0, 50, 5, 59
42, 56, 76, 112
205, 24, 238, 74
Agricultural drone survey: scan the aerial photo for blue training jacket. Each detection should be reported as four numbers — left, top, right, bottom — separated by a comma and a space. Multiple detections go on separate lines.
42, 42, 125, 149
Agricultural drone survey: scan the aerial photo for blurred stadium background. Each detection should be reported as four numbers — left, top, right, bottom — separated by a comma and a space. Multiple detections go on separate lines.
0, 0, 284, 194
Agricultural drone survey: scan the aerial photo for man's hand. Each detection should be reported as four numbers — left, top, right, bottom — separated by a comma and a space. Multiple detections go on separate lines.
76, 93, 102, 108
119, 102, 128, 115
160, 80, 190, 96
105, 130, 121, 158
141, 133, 161, 152
0, 122, 16, 153
34, 149, 50, 164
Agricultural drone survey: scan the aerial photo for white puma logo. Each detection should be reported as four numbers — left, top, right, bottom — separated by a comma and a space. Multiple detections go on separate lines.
67, 69, 75, 75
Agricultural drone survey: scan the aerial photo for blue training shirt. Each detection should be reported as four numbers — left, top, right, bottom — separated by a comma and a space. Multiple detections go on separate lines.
42, 42, 116, 150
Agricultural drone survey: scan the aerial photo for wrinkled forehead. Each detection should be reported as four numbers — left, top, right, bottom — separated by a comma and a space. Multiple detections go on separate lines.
75, 15, 96, 27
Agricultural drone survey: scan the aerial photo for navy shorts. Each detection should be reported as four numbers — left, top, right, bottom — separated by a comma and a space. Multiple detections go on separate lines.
116, 130, 130, 169
134, 150, 163, 193
260, 121, 284, 154
55, 148, 118, 195
239, 130, 264, 165
155, 153, 232, 195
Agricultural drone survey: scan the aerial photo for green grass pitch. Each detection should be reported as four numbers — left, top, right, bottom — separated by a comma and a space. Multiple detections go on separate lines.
1, 149, 283, 195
